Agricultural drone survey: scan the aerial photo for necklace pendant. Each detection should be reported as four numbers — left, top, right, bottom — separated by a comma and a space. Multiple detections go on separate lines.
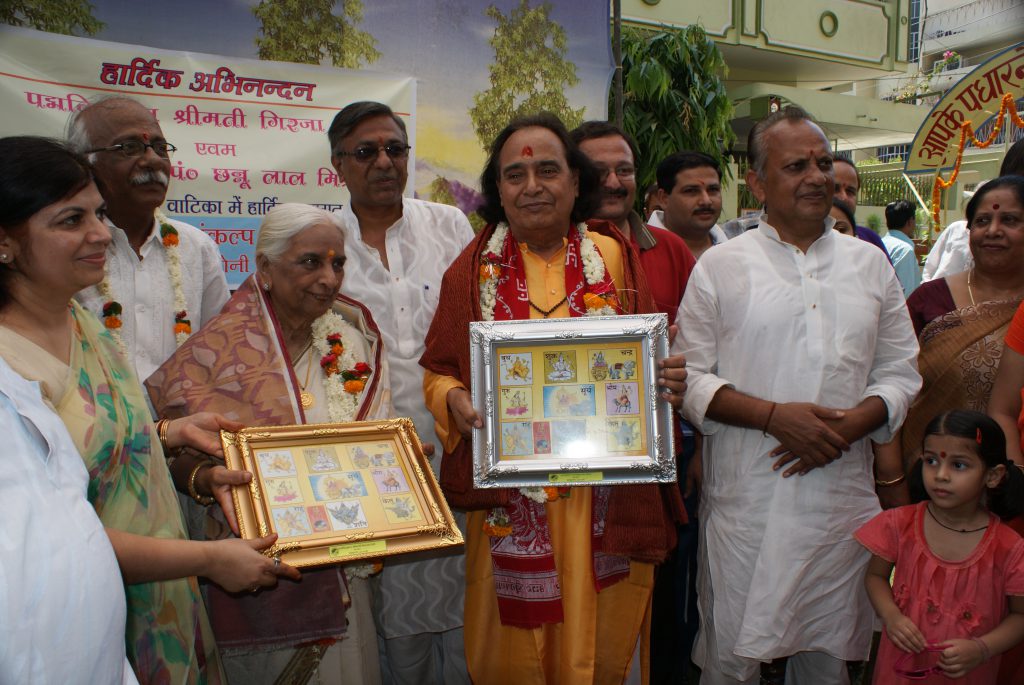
300, 391, 315, 409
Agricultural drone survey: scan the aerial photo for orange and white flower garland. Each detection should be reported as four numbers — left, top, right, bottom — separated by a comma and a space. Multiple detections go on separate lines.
310, 310, 372, 423
98, 210, 190, 352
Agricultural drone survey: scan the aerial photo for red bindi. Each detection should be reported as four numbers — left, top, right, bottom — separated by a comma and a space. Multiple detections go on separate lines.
940, 451, 946, 458
142, 132, 150, 142
522, 146, 533, 157
993, 203, 1000, 210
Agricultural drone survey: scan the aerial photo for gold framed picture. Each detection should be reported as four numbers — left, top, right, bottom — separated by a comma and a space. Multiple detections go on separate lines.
469, 314, 676, 488
222, 418, 463, 568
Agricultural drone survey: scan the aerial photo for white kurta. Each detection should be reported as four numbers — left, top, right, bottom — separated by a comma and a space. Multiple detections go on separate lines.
0, 357, 137, 685
336, 198, 473, 644
76, 217, 230, 383
674, 219, 921, 681
921, 219, 972, 282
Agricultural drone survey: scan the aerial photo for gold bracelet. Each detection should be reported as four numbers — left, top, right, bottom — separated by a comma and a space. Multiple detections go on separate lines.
156, 418, 171, 451
875, 473, 906, 487
187, 461, 216, 506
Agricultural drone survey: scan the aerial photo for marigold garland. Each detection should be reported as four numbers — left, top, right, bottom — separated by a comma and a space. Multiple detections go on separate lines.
311, 311, 372, 422
98, 211, 191, 350
931, 92, 1024, 225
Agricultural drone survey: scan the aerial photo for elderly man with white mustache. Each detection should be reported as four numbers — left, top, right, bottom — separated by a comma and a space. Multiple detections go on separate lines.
70, 96, 229, 382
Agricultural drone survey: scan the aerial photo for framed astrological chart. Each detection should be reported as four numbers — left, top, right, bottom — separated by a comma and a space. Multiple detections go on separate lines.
469, 314, 676, 488
221, 418, 462, 568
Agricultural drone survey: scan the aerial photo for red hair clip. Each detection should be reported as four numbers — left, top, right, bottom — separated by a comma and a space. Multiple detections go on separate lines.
977, 428, 983, 445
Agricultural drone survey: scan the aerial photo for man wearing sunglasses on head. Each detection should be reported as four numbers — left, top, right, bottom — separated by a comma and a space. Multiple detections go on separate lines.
328, 101, 474, 685
68, 95, 229, 382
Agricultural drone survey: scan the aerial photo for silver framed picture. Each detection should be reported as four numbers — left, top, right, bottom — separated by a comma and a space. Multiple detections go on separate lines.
469, 313, 676, 488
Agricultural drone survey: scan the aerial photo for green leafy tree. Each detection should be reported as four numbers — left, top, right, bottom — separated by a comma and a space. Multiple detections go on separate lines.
470, 0, 584, 150
619, 25, 735, 205
428, 176, 457, 207
0, 0, 102, 35
253, 0, 379, 68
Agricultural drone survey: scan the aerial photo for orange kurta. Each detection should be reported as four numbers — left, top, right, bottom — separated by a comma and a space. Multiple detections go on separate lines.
424, 232, 655, 684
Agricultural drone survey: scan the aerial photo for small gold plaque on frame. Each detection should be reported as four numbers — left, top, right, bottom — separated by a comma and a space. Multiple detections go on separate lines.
222, 418, 463, 568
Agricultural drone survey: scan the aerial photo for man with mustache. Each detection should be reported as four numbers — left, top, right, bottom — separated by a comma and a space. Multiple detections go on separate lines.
675, 106, 920, 684
571, 121, 695, 319
69, 96, 229, 382
327, 101, 474, 685
654, 151, 727, 261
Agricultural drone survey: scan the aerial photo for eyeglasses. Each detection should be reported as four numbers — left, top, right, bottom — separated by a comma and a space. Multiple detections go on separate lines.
88, 140, 177, 159
335, 143, 411, 163
596, 165, 636, 181
893, 644, 948, 679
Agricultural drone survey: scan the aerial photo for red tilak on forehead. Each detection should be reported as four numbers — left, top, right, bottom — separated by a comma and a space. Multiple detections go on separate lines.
993, 203, 1000, 210
940, 451, 947, 458
142, 132, 150, 142
522, 146, 533, 157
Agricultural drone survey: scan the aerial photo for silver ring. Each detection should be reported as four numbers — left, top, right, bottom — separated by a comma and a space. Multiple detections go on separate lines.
273, 557, 281, 568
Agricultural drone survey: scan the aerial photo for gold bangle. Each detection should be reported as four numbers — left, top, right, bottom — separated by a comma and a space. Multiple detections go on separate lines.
156, 419, 171, 451
187, 461, 216, 506
875, 473, 906, 487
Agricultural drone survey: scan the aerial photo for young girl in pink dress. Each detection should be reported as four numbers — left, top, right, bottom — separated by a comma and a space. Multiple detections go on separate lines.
856, 410, 1024, 683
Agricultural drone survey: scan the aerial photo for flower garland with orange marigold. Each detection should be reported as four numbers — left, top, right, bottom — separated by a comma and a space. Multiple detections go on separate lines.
311, 310, 372, 422
931, 92, 1024, 225
97, 210, 191, 353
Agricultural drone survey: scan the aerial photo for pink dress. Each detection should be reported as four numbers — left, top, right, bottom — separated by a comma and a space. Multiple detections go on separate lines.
855, 502, 1024, 684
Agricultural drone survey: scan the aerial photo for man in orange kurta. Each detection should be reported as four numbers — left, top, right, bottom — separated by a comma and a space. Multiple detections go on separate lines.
420, 113, 688, 684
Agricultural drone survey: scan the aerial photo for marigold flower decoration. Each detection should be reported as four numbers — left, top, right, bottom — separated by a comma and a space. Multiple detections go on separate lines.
102, 301, 123, 329
320, 332, 372, 394
583, 290, 619, 312
483, 508, 513, 537
479, 253, 502, 284
160, 222, 180, 247
173, 310, 192, 335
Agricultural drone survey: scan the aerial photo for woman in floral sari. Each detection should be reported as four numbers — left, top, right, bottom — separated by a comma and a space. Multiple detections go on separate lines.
893, 176, 1024, 471
147, 203, 391, 684
0, 138, 297, 684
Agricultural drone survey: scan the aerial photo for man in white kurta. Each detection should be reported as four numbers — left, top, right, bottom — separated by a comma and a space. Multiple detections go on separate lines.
329, 100, 473, 684
68, 96, 229, 382
674, 107, 921, 684
0, 356, 137, 684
